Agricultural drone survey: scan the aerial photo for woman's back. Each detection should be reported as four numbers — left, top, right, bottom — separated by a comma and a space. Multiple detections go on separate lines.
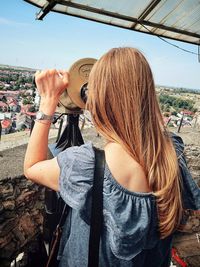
57, 133, 200, 267
57, 134, 193, 267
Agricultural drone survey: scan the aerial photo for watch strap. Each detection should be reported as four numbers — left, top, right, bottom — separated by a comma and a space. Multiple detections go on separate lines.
36, 111, 54, 121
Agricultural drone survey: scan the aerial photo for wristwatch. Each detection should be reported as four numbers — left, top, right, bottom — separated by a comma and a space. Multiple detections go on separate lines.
36, 111, 54, 121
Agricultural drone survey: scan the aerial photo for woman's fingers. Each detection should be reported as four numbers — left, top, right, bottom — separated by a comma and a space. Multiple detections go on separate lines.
35, 70, 41, 76
59, 70, 69, 87
34, 69, 69, 98
35, 70, 47, 86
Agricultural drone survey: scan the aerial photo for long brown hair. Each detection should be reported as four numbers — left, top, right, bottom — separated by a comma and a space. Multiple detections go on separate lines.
86, 47, 182, 239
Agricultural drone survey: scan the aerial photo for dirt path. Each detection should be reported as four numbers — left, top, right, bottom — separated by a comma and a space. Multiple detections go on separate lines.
174, 128, 200, 146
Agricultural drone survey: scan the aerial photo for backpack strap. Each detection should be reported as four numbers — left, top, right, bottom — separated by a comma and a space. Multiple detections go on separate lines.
88, 147, 105, 267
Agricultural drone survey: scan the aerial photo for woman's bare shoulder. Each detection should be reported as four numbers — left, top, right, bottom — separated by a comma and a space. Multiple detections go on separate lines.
104, 142, 151, 193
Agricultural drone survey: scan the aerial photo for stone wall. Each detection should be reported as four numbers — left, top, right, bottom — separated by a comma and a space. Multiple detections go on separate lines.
184, 145, 200, 187
0, 129, 199, 267
172, 145, 200, 267
0, 139, 49, 267
0, 176, 45, 267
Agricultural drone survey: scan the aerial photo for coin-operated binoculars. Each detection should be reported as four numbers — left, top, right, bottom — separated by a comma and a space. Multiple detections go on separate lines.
44, 58, 97, 249
49, 57, 96, 153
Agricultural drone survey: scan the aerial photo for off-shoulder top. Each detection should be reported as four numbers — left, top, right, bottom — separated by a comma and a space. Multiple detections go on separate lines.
56, 134, 200, 267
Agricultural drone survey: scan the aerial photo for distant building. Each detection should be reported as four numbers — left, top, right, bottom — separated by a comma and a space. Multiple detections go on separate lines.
182, 110, 194, 116
0, 90, 20, 97
0, 113, 4, 119
0, 101, 8, 111
16, 111, 35, 131
34, 90, 40, 107
1, 119, 12, 134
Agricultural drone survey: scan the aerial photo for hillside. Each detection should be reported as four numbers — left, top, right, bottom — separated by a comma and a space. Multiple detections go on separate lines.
0, 64, 36, 72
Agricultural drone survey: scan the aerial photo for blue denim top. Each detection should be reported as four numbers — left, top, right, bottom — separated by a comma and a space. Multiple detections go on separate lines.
57, 134, 200, 267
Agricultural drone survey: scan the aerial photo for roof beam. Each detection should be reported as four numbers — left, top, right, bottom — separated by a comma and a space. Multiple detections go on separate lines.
36, 0, 57, 20
131, 0, 162, 29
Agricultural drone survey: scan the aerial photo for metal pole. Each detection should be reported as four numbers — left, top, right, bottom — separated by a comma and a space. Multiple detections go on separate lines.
177, 114, 184, 133
56, 117, 63, 142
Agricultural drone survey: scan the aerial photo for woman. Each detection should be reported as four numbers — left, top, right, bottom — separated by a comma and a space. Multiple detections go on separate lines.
24, 47, 200, 267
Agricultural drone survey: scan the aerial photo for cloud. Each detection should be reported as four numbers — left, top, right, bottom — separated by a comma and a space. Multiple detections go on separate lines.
0, 17, 30, 27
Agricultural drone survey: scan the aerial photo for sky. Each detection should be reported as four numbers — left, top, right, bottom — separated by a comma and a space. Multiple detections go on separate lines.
0, 0, 200, 89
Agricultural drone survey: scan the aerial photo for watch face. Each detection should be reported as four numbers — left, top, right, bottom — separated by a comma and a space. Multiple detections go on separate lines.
36, 111, 43, 120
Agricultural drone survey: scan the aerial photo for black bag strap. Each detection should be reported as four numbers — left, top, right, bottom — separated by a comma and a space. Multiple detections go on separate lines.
46, 147, 105, 267
88, 147, 105, 267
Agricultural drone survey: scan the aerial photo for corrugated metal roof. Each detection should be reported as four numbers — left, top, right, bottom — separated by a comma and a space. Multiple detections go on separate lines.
24, 0, 200, 45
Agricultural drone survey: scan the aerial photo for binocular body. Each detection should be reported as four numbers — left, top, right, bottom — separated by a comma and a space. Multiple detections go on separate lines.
57, 58, 97, 114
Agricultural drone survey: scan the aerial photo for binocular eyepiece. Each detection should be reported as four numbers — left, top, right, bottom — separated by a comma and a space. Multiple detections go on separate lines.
80, 83, 88, 104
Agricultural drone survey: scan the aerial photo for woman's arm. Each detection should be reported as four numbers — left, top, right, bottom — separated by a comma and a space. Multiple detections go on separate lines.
24, 69, 69, 191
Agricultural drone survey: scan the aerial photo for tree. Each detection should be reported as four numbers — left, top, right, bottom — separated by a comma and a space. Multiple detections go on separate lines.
171, 111, 177, 116
158, 93, 196, 112
23, 98, 33, 105
28, 106, 36, 112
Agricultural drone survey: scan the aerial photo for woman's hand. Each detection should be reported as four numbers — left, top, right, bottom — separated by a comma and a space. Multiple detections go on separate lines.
35, 69, 69, 115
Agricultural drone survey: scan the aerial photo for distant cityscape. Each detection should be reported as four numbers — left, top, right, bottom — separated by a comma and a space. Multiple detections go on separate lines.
0, 65, 39, 134
0, 64, 200, 135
